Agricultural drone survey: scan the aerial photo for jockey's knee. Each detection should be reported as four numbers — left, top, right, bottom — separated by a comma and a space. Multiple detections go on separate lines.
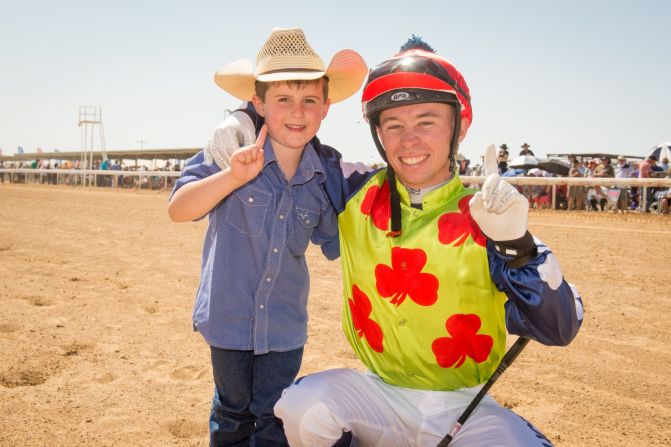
275, 375, 347, 447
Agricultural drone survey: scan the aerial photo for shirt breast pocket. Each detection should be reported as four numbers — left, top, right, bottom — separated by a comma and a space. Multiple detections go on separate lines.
226, 185, 271, 237
287, 207, 320, 256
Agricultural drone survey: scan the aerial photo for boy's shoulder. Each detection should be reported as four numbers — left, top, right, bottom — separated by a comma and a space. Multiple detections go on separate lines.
310, 136, 343, 162
177, 150, 221, 182
186, 150, 207, 166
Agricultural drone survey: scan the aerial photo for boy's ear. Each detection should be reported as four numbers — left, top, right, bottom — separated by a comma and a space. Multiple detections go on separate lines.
321, 98, 331, 120
251, 95, 265, 117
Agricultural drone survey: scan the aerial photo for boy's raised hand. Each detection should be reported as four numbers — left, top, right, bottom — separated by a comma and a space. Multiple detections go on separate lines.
469, 144, 529, 242
230, 125, 267, 185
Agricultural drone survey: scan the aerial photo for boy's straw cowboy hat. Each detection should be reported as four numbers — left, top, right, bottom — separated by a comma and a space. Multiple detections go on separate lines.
214, 27, 367, 103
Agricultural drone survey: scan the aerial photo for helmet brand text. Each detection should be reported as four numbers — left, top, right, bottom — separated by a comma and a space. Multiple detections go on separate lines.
390, 92, 411, 101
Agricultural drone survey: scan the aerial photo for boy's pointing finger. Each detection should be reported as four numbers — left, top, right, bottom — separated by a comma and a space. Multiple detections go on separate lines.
256, 124, 268, 148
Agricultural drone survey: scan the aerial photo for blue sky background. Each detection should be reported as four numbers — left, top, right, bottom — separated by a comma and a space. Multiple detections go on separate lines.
1, 0, 669, 165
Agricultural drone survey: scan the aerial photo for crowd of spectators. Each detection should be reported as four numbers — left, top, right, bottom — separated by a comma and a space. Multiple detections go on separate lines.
2, 149, 671, 214
465, 143, 671, 214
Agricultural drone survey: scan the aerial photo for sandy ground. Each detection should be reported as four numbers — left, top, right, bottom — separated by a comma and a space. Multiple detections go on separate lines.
1, 183, 670, 447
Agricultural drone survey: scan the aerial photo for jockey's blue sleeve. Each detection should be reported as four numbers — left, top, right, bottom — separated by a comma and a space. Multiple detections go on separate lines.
487, 238, 584, 346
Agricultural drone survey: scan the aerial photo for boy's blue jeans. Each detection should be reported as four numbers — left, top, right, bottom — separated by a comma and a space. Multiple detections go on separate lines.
209, 346, 303, 447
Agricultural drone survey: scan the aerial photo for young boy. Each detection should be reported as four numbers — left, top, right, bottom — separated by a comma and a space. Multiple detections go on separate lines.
167, 28, 366, 446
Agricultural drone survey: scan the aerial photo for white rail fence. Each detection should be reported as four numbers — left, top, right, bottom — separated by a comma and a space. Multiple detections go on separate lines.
0, 168, 180, 190
2, 169, 671, 211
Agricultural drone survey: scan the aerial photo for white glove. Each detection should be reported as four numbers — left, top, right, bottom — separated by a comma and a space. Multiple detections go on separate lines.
469, 144, 528, 242
204, 105, 256, 169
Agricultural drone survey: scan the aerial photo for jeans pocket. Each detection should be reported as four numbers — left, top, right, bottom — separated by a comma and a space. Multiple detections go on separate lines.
226, 185, 271, 237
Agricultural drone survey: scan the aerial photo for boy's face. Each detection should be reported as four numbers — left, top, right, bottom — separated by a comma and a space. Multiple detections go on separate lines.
377, 102, 469, 190
252, 80, 330, 153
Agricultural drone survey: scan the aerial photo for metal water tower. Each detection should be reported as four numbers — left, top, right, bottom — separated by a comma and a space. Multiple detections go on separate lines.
78, 105, 106, 169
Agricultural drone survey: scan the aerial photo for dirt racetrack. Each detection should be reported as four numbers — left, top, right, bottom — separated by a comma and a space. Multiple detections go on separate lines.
1, 184, 670, 446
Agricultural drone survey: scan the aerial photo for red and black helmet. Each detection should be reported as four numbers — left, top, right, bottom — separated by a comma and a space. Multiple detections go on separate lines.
362, 48, 472, 126
361, 42, 472, 237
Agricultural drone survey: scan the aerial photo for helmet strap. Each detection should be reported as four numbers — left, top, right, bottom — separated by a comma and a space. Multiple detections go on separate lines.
386, 168, 403, 238
369, 120, 402, 237
449, 105, 462, 175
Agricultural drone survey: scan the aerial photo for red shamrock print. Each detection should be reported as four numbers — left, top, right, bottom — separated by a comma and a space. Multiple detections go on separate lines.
432, 314, 493, 368
375, 247, 438, 307
360, 181, 391, 231
437, 195, 486, 247
348, 284, 384, 353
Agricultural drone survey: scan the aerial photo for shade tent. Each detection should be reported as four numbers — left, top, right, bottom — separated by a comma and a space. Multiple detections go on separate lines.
537, 159, 570, 176
546, 153, 643, 161
648, 142, 671, 162
508, 154, 540, 170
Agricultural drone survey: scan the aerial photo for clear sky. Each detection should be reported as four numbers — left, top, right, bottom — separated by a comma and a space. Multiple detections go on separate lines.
1, 0, 669, 165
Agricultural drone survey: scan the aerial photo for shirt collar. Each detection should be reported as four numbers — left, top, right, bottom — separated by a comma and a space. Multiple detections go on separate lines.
262, 138, 325, 185
396, 173, 465, 210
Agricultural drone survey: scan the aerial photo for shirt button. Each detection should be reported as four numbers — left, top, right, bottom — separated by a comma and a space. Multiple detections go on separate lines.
259, 304, 265, 309
266, 277, 272, 282
248, 196, 254, 203
279, 214, 285, 220
305, 219, 311, 224
273, 248, 279, 253
413, 211, 420, 217
398, 319, 407, 326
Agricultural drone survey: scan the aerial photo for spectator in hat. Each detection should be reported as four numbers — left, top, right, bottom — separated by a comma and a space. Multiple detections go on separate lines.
457, 153, 473, 187
590, 158, 614, 211
594, 157, 614, 178
567, 159, 586, 211
457, 153, 472, 176
497, 144, 509, 160
614, 155, 635, 211
497, 144, 509, 174
584, 159, 597, 177
584, 160, 599, 210
639, 155, 657, 212
519, 143, 534, 156
661, 158, 670, 173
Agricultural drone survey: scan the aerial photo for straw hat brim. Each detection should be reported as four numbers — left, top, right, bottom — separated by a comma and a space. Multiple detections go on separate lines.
214, 49, 367, 104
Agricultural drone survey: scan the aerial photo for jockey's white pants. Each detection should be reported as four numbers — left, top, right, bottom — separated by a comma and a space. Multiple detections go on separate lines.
274, 368, 553, 447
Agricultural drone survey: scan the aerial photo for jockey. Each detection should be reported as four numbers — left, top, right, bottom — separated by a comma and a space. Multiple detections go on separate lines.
208, 36, 584, 447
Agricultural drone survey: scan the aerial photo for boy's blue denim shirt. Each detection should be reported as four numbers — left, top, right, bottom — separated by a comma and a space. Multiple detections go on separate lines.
172, 139, 339, 354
